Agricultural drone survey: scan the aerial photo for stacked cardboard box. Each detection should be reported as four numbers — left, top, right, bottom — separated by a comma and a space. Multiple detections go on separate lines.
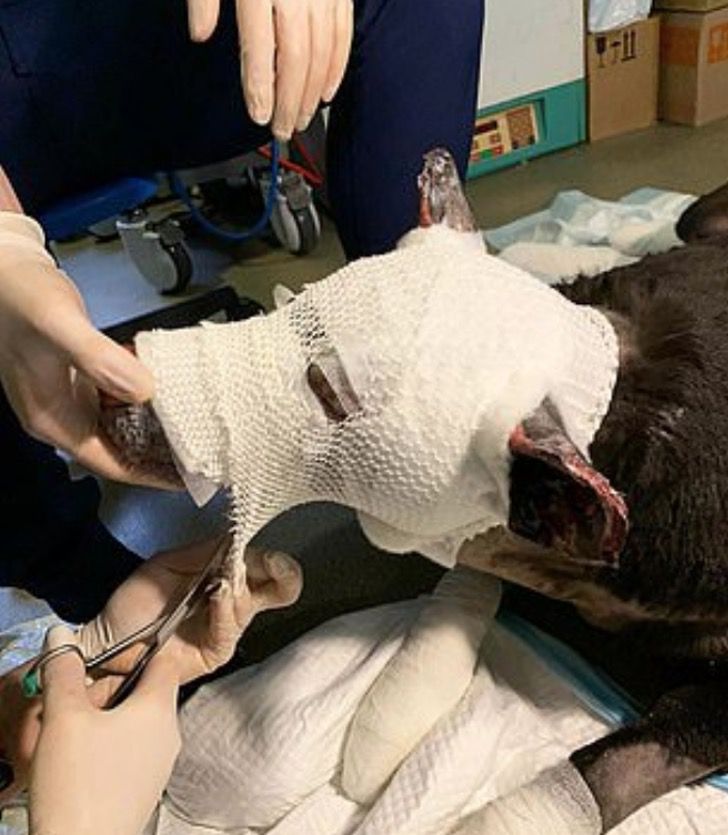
654, 0, 728, 125
587, 17, 661, 140
655, 0, 725, 11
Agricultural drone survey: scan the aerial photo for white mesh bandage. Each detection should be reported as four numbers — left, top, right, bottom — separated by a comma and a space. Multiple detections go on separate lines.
136, 228, 618, 580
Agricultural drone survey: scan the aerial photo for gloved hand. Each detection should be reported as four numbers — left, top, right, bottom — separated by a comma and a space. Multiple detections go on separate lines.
28, 625, 181, 835
186, 0, 354, 139
79, 537, 304, 689
0, 539, 303, 807
0, 210, 158, 485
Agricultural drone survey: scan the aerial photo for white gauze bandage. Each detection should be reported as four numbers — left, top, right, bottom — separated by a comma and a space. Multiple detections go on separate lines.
452, 761, 603, 835
135, 227, 618, 580
341, 568, 501, 804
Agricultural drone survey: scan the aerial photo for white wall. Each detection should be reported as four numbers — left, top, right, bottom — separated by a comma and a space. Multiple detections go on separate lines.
478, 0, 585, 109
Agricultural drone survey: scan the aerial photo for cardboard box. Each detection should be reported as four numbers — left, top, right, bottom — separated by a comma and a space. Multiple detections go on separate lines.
655, 0, 727, 12
660, 7, 728, 125
587, 17, 661, 140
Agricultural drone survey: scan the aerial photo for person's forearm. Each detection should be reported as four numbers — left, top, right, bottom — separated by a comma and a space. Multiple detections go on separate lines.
0, 166, 23, 213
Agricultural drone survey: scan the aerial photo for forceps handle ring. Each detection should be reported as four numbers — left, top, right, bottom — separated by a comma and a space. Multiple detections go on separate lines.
22, 644, 86, 698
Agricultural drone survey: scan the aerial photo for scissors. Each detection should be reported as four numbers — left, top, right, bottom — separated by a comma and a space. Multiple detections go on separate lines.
22, 540, 229, 708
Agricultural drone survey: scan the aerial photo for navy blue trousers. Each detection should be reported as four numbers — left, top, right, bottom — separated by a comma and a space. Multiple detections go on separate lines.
0, 0, 484, 621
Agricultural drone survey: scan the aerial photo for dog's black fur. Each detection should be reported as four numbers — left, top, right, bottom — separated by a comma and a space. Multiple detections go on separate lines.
240, 185, 728, 831
569, 241, 728, 621
104, 163, 728, 831
498, 185, 728, 831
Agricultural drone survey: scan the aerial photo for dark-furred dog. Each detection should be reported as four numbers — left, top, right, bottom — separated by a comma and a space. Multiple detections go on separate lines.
458, 175, 728, 831
102, 156, 728, 832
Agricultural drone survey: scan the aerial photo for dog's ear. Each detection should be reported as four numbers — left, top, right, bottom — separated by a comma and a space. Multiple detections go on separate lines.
507, 400, 628, 567
677, 182, 728, 243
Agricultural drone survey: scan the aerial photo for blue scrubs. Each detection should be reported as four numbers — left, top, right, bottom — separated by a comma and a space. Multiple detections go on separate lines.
0, 0, 484, 620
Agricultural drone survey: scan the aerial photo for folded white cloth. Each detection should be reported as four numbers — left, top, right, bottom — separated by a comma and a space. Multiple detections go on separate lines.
486, 188, 697, 285
1, 604, 726, 835
148, 588, 728, 835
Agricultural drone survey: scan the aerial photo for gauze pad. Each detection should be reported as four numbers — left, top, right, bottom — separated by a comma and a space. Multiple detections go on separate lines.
136, 227, 618, 580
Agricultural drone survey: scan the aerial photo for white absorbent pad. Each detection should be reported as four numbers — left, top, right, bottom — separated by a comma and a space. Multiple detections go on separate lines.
1, 606, 727, 835
135, 227, 618, 577
148, 578, 728, 835
485, 188, 697, 285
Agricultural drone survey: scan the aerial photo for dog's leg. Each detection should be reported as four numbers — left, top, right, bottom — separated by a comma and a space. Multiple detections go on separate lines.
452, 760, 602, 835
571, 683, 728, 831
453, 682, 728, 834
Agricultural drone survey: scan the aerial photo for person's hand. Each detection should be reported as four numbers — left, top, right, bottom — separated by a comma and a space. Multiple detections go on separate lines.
28, 625, 181, 835
0, 210, 159, 485
0, 538, 302, 807
79, 536, 304, 688
187, 0, 354, 139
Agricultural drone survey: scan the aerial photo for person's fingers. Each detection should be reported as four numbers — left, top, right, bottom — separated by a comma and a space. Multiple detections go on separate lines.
296, 1, 334, 132
187, 0, 220, 42
124, 653, 179, 708
272, 0, 310, 140
243, 545, 272, 584
116, 656, 181, 765
206, 579, 249, 665
323, 0, 354, 102
7, 370, 170, 486
237, 0, 276, 125
62, 319, 155, 405
246, 550, 303, 612
0, 338, 91, 446
40, 626, 88, 718
154, 534, 231, 577
87, 674, 126, 710
25, 267, 155, 405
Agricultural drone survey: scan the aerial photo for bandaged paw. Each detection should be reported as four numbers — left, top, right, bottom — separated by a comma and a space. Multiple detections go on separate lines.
162, 601, 422, 830
341, 568, 500, 804
453, 761, 602, 835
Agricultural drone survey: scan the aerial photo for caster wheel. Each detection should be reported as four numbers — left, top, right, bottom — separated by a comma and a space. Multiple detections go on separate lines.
117, 213, 193, 295
88, 216, 120, 242
160, 242, 192, 295
291, 206, 319, 256
271, 200, 321, 256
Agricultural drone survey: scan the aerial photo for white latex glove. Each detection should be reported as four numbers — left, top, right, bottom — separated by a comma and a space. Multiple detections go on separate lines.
28, 625, 181, 835
78, 538, 304, 687
0, 210, 158, 484
0, 540, 302, 807
187, 0, 354, 139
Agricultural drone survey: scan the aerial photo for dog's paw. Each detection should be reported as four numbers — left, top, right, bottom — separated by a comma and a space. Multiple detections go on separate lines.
452, 762, 602, 835
99, 398, 181, 487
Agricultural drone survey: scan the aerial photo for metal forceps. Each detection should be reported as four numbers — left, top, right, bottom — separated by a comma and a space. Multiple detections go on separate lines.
23, 540, 228, 708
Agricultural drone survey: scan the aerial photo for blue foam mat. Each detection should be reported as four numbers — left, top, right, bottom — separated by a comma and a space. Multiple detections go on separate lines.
499, 609, 728, 793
